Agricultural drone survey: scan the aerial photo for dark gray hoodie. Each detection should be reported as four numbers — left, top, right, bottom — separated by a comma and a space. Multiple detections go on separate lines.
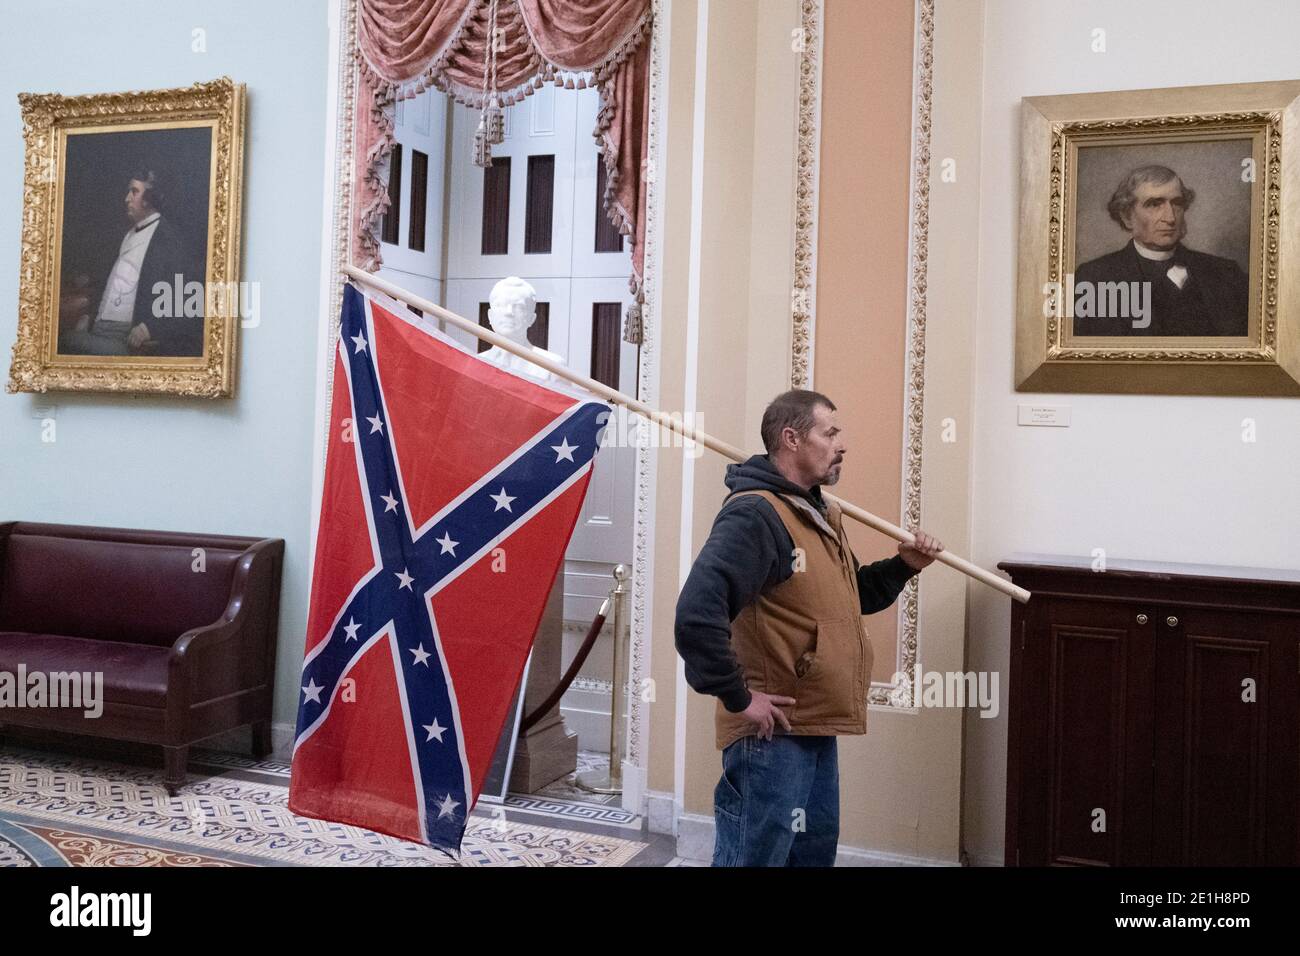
673, 453, 917, 714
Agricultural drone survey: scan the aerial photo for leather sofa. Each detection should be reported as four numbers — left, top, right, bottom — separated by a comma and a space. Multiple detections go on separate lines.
0, 522, 284, 793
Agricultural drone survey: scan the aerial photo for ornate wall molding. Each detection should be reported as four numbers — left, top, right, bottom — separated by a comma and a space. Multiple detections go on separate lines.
322, 0, 359, 483
792, 0, 935, 709
625, 0, 667, 777
882, 0, 935, 711
790, 0, 823, 390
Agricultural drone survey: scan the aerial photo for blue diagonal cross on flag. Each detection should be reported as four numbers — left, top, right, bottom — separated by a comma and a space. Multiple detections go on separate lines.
290, 283, 608, 853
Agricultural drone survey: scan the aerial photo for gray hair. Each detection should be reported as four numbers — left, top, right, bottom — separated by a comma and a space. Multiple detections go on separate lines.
1107, 165, 1194, 228
761, 389, 837, 455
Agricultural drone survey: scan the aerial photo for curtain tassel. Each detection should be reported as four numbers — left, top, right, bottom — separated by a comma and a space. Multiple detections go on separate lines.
485, 95, 504, 145
474, 114, 493, 167
623, 297, 644, 345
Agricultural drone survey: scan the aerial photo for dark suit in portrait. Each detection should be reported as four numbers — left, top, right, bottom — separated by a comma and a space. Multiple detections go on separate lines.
1073, 239, 1248, 337
130, 217, 204, 356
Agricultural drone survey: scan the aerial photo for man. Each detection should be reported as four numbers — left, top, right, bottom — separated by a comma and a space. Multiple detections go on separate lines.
1073, 164, 1247, 337
674, 389, 943, 867
59, 169, 202, 356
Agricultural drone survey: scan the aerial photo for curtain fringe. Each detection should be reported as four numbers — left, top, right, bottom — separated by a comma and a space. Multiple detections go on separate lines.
352, 2, 651, 325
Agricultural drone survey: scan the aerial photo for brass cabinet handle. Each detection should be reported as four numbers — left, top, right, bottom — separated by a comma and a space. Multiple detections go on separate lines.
1166, 615, 1179, 627
1136, 613, 1148, 624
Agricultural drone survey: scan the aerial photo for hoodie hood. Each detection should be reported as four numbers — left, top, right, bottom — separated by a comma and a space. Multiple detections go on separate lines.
724, 454, 827, 512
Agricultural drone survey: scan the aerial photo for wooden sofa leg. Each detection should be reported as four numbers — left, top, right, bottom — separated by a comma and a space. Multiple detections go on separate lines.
163, 745, 188, 796
251, 720, 273, 760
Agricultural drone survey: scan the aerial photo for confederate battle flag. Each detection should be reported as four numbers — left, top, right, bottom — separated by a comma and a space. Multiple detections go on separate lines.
289, 283, 607, 854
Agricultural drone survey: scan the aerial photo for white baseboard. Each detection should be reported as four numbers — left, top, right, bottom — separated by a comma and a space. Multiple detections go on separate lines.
619, 760, 646, 816
644, 789, 677, 836
833, 844, 962, 867
675, 811, 715, 861
672, 809, 963, 866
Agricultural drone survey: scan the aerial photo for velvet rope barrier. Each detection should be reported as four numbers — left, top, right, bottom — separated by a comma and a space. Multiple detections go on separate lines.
519, 597, 609, 734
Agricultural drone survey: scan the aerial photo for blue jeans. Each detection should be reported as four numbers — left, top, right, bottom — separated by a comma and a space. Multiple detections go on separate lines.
711, 734, 839, 867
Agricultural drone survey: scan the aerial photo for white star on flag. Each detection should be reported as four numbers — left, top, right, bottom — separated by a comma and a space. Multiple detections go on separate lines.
436, 531, 458, 555
351, 331, 368, 354
410, 644, 432, 666
423, 718, 447, 742
551, 437, 577, 462
381, 491, 399, 513
490, 487, 516, 512
395, 567, 414, 590
437, 794, 460, 819
302, 679, 324, 704
343, 617, 360, 641
367, 413, 384, 434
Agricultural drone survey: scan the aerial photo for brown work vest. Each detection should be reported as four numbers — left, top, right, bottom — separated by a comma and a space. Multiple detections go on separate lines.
714, 489, 873, 750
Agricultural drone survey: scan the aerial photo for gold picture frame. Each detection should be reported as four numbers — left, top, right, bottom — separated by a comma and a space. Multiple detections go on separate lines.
8, 77, 245, 398
1016, 80, 1300, 395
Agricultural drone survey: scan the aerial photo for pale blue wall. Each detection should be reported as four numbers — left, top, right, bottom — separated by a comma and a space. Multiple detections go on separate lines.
0, 1, 329, 729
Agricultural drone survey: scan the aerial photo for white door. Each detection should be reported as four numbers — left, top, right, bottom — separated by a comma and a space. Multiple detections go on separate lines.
378, 91, 449, 307
444, 87, 638, 621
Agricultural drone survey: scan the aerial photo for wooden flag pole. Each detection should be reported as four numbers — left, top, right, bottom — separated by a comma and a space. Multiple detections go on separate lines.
341, 264, 1030, 604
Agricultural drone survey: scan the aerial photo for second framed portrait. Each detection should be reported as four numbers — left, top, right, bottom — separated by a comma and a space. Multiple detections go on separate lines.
1015, 80, 1300, 395
8, 77, 245, 398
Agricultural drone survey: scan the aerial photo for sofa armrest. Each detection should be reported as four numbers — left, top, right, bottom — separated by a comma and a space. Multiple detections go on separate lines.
171, 614, 242, 670
168, 537, 284, 708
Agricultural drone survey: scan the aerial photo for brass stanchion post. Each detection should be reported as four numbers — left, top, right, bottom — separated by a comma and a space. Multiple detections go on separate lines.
577, 564, 629, 794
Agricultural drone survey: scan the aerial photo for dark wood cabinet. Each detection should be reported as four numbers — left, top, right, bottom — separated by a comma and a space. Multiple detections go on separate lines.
1000, 554, 1300, 866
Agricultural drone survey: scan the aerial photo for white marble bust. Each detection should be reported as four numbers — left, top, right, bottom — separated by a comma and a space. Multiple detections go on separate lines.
480, 277, 564, 382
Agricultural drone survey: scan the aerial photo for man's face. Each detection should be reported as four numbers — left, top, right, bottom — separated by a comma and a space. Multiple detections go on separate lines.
124, 179, 153, 224
790, 404, 845, 486
1123, 177, 1188, 250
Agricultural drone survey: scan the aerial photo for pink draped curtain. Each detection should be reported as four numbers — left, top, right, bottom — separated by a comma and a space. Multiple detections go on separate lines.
352, 0, 652, 339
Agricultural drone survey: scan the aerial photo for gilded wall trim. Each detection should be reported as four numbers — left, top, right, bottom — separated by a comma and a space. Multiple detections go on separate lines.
625, 0, 668, 776
886, 0, 935, 710
790, 0, 823, 390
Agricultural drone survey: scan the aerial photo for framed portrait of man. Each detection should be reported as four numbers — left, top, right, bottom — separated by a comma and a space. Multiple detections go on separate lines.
7, 77, 245, 397
1015, 80, 1300, 395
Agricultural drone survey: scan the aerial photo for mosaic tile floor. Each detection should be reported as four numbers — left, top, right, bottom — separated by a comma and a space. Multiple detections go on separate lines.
0, 743, 656, 867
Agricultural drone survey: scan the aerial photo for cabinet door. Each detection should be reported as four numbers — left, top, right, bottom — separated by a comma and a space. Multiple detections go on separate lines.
1152, 607, 1300, 865
1018, 597, 1156, 865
